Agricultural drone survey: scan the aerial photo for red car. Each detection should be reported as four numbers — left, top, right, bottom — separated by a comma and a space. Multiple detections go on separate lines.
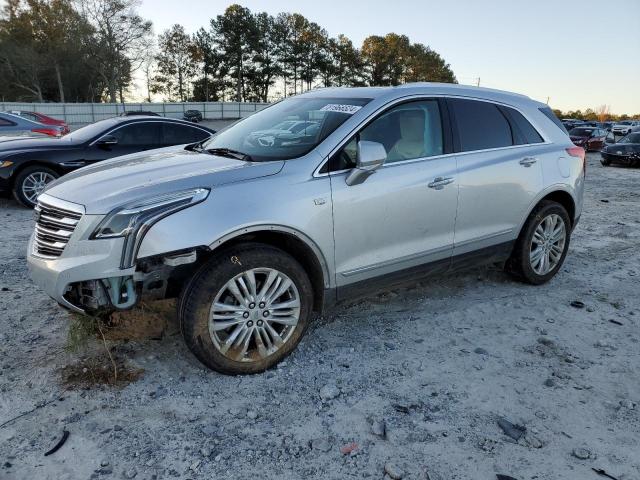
568, 126, 607, 152
6, 110, 70, 135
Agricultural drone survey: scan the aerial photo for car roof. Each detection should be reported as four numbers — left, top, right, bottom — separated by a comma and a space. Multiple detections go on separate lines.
297, 82, 542, 107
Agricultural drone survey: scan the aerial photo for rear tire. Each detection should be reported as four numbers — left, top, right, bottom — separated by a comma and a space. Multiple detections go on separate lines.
179, 243, 313, 375
506, 201, 571, 285
600, 158, 611, 166
12, 165, 59, 208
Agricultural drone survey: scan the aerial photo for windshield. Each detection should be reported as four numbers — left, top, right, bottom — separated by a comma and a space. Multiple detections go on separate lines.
569, 128, 594, 136
202, 96, 371, 161
618, 121, 632, 125
61, 118, 120, 142
619, 133, 640, 144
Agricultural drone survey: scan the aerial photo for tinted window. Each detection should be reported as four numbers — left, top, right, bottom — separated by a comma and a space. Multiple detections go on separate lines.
111, 122, 162, 146
503, 107, 544, 144
451, 99, 512, 151
0, 118, 16, 126
163, 123, 210, 145
328, 99, 444, 171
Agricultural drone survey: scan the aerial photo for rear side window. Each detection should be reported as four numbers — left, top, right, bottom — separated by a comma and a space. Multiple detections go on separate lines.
450, 99, 513, 151
163, 123, 210, 145
501, 107, 544, 145
539, 106, 568, 135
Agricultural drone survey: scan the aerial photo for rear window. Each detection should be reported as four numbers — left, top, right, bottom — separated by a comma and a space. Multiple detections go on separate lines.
450, 98, 513, 151
539, 107, 569, 135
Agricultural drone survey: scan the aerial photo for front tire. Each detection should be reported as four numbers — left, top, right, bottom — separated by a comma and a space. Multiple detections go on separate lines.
180, 243, 313, 375
506, 201, 571, 285
12, 165, 59, 208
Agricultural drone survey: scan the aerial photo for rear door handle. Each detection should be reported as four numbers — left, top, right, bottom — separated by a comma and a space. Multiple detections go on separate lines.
428, 176, 455, 189
519, 157, 537, 167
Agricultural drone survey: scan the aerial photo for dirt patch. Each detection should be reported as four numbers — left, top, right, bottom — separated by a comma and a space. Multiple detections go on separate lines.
106, 299, 178, 341
59, 352, 144, 389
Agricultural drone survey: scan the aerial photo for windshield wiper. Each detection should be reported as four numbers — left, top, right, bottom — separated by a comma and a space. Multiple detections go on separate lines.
205, 147, 253, 161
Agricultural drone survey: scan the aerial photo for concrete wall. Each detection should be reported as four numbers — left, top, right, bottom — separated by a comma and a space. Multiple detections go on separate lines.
0, 102, 269, 125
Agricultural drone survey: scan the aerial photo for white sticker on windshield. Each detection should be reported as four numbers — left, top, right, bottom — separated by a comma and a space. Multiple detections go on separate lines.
319, 104, 362, 114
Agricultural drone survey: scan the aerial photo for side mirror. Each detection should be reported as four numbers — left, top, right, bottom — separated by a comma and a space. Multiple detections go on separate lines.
96, 135, 118, 146
345, 141, 386, 186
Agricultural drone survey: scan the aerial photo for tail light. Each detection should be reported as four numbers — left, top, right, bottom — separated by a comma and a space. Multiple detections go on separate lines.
566, 146, 586, 176
32, 128, 61, 137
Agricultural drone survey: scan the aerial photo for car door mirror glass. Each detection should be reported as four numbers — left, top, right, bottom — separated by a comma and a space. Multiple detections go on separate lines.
345, 140, 386, 186
96, 135, 118, 146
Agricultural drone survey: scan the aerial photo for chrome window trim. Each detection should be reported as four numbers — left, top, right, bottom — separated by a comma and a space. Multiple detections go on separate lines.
89, 120, 212, 147
312, 94, 551, 178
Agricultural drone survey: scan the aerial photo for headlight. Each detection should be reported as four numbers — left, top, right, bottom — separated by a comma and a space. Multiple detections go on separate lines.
91, 188, 209, 268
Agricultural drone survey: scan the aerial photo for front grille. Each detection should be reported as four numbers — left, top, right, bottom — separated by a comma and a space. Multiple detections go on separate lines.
33, 201, 83, 258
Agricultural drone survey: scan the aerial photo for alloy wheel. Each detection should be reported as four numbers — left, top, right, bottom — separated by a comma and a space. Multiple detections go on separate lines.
208, 268, 301, 362
529, 213, 566, 275
21, 171, 56, 203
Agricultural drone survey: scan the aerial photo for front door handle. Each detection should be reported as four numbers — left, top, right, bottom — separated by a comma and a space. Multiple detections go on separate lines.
428, 176, 455, 189
519, 157, 537, 167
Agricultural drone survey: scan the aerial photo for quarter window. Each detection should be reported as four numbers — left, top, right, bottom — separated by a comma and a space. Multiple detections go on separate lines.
502, 107, 544, 144
328, 99, 444, 171
450, 98, 513, 151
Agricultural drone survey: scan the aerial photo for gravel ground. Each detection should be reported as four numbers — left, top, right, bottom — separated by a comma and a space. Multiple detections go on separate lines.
0, 152, 639, 480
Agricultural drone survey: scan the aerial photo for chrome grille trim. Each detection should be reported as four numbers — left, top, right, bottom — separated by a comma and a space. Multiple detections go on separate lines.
33, 196, 84, 259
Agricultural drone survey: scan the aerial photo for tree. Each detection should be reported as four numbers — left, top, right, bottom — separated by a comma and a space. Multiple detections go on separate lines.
595, 105, 611, 122
212, 4, 256, 101
78, 0, 152, 103
152, 24, 196, 101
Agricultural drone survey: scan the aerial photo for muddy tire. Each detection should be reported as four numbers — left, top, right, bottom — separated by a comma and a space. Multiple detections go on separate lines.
506, 201, 571, 285
179, 243, 313, 375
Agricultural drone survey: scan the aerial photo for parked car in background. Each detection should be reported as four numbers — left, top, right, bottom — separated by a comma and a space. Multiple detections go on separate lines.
0, 112, 66, 138
120, 111, 161, 117
183, 109, 203, 123
247, 120, 321, 146
612, 121, 640, 136
601, 132, 640, 166
25, 84, 584, 375
562, 119, 583, 131
568, 126, 608, 151
0, 116, 215, 207
5, 110, 70, 135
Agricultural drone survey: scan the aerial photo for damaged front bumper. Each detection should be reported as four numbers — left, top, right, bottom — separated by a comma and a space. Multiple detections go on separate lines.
27, 205, 200, 315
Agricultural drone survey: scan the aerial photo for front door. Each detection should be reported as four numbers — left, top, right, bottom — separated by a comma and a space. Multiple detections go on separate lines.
329, 99, 459, 295
84, 121, 164, 164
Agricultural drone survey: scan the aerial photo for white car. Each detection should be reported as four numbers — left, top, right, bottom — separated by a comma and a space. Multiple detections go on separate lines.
612, 121, 640, 136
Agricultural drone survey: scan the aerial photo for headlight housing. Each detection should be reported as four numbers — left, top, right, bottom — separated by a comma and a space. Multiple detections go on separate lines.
91, 188, 209, 268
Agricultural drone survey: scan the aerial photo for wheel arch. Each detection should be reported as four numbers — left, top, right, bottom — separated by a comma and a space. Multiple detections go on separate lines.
8, 160, 64, 189
518, 186, 577, 235
207, 225, 332, 313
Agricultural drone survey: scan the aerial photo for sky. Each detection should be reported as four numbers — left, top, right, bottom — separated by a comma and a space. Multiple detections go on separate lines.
138, 0, 640, 114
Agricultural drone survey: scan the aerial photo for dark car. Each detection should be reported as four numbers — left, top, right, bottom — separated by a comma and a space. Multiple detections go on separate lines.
120, 111, 161, 117
601, 132, 640, 167
183, 110, 203, 123
5, 110, 70, 135
568, 127, 607, 151
0, 116, 215, 207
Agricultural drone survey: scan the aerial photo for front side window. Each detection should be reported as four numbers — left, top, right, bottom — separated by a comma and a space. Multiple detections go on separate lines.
619, 133, 640, 144
450, 98, 513, 151
328, 99, 444, 171
202, 96, 371, 162
111, 123, 162, 146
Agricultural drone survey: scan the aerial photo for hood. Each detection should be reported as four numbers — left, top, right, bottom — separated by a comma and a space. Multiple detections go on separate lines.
44, 145, 284, 214
0, 135, 75, 153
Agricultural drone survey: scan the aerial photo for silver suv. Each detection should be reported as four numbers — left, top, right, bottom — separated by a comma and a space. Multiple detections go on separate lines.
27, 84, 585, 375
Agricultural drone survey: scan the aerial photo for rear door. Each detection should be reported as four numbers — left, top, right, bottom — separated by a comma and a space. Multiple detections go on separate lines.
448, 98, 544, 258
329, 98, 459, 294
